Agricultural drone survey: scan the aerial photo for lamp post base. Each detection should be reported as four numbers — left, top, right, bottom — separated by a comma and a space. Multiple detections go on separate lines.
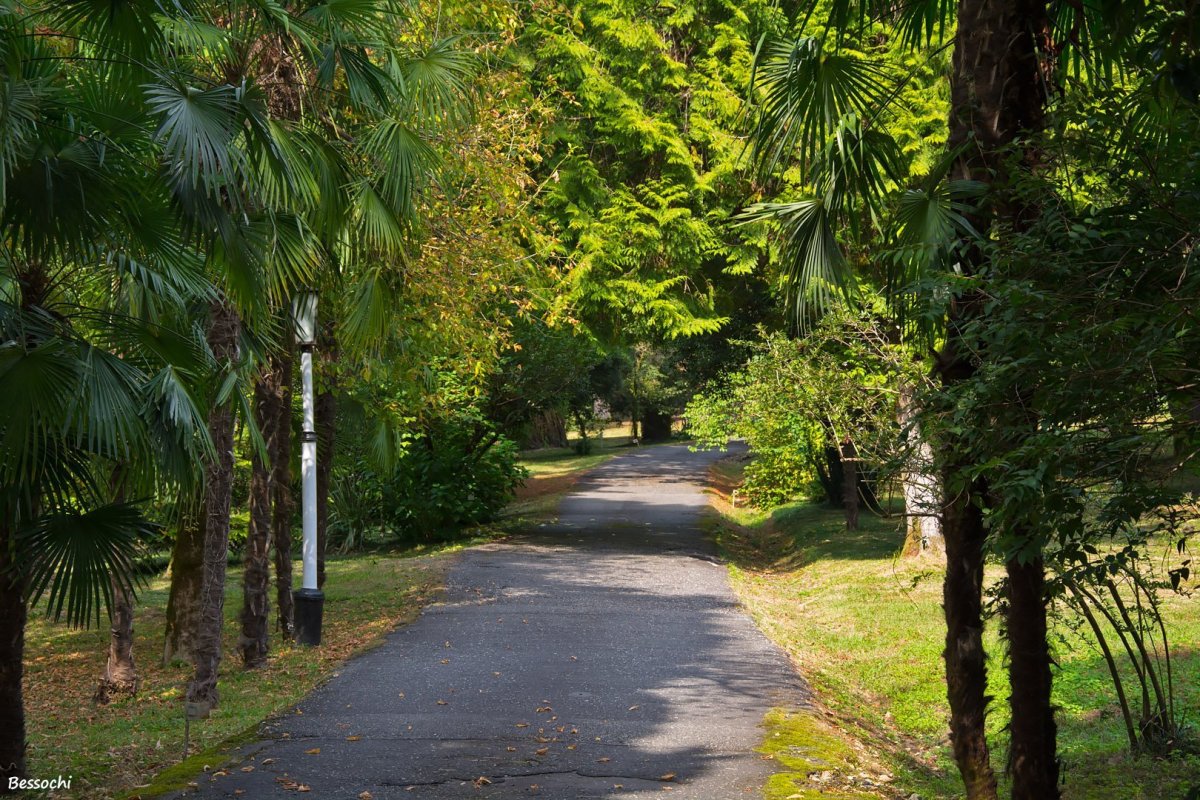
293, 588, 325, 647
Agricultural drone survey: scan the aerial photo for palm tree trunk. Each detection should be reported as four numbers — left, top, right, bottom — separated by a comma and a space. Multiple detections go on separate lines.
163, 506, 204, 665
239, 370, 279, 668
96, 471, 139, 703
187, 299, 241, 709
940, 457, 997, 799
272, 345, 295, 639
942, 0, 1053, 794
1006, 554, 1059, 799
94, 575, 139, 703
0, 518, 28, 791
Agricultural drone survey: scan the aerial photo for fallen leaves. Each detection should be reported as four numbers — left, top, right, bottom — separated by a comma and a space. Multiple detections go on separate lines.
358, 792, 374, 800
304, 748, 321, 755
535, 747, 549, 756
474, 776, 492, 787
275, 776, 313, 793
346, 735, 362, 742
659, 773, 676, 782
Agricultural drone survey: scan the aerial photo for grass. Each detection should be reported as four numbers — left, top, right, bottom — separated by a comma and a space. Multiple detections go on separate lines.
706, 456, 1200, 800
22, 542, 469, 799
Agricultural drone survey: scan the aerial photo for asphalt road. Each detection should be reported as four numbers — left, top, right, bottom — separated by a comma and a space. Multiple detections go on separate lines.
166, 444, 807, 800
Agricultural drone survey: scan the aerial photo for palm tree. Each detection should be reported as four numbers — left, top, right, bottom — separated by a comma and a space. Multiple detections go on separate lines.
0, 7, 214, 773
741, 2, 1197, 798
75, 0, 473, 693
0, 1, 472, 777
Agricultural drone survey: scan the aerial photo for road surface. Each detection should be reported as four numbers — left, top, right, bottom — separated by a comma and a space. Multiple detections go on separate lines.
167, 444, 807, 799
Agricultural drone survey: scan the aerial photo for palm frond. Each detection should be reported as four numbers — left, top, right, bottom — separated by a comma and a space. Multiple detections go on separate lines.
814, 114, 904, 228
53, 0, 167, 58
360, 118, 439, 220
0, 332, 78, 481
393, 38, 476, 126
144, 78, 244, 204
341, 261, 400, 350
747, 36, 893, 176
19, 502, 156, 629
739, 198, 851, 318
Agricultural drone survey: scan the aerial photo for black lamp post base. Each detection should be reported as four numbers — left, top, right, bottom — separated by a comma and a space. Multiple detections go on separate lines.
294, 588, 325, 646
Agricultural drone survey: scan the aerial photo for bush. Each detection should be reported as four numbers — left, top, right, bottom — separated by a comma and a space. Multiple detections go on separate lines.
329, 417, 527, 548
381, 424, 526, 541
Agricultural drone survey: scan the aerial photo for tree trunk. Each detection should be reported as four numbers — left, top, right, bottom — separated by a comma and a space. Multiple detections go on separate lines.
814, 443, 843, 508
642, 409, 673, 441
899, 383, 944, 556
163, 506, 205, 665
187, 299, 241, 709
840, 437, 859, 531
272, 345, 295, 640
96, 471, 139, 703
316, 322, 337, 589
0, 519, 28, 790
94, 575, 139, 704
1167, 390, 1200, 460
940, 461, 997, 799
1006, 555, 1059, 799
940, 0, 1053, 795
239, 370, 279, 668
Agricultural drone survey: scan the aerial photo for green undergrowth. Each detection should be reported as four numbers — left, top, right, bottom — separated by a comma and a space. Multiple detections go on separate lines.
127, 723, 262, 799
708, 460, 1200, 800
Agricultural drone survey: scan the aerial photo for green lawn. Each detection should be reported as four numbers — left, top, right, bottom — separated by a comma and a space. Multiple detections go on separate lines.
707, 460, 1200, 800
22, 545, 463, 799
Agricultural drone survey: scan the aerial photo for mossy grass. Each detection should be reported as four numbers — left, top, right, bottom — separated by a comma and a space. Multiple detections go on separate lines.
759, 707, 888, 799
125, 723, 262, 799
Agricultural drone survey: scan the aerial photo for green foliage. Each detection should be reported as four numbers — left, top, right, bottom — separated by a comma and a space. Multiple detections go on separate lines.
519, 0, 778, 339
381, 423, 525, 540
329, 418, 525, 548
687, 309, 918, 506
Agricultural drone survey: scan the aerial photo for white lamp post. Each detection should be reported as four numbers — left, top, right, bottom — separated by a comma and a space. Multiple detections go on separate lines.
291, 290, 323, 646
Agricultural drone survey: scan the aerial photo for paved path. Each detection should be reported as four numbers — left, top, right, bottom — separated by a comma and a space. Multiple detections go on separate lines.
170, 444, 807, 799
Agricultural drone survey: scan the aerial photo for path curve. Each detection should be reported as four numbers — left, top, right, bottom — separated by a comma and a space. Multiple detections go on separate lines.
170, 444, 807, 799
